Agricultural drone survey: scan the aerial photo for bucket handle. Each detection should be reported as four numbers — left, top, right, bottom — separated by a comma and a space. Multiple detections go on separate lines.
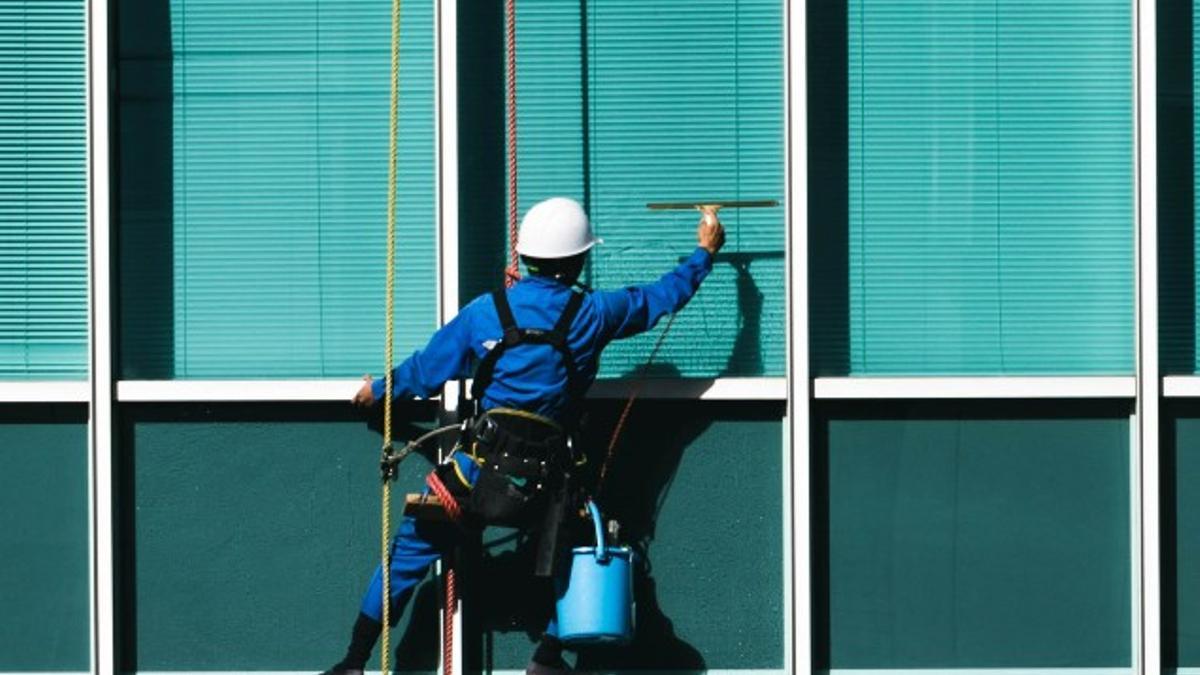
585, 500, 609, 563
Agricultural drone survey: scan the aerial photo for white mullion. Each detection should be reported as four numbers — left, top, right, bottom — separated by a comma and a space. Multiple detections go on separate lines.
1135, 0, 1161, 669
86, 0, 115, 671
116, 379, 366, 403
0, 382, 90, 403
1163, 376, 1200, 397
815, 376, 1137, 400
786, 0, 810, 673
114, 377, 788, 402
437, 0, 462, 418
435, 3, 463, 674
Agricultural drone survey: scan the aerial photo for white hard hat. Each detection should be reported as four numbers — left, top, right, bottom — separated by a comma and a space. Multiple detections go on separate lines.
516, 197, 602, 259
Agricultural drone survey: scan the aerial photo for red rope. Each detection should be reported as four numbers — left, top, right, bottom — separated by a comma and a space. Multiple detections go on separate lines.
504, 0, 520, 287
425, 471, 464, 523
444, 566, 456, 675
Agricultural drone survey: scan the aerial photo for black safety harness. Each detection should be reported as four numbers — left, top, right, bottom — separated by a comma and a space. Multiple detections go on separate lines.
430, 287, 587, 576
470, 288, 586, 410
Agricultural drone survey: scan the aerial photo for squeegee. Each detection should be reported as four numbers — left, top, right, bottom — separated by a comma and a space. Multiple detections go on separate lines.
647, 200, 779, 225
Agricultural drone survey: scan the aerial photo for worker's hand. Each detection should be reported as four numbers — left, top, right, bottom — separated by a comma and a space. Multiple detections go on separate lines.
697, 208, 726, 255
352, 374, 376, 408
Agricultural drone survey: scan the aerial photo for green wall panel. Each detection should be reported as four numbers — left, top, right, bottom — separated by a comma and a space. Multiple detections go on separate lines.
1168, 413, 1200, 667
0, 2, 88, 379
120, 402, 784, 672
462, 1, 785, 379
0, 406, 89, 671
480, 402, 785, 672
120, 403, 440, 671
816, 404, 1131, 668
116, 0, 436, 379
830, 0, 1134, 375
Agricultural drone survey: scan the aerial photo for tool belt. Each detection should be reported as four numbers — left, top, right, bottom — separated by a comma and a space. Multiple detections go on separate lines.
429, 407, 577, 576
466, 408, 569, 523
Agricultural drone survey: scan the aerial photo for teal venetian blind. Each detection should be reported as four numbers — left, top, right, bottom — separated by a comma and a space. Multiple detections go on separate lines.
509, 1, 784, 378
845, 0, 1133, 374
160, 0, 434, 378
0, 2, 88, 379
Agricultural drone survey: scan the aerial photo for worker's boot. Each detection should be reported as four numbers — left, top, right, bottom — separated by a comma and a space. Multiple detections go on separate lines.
320, 612, 381, 675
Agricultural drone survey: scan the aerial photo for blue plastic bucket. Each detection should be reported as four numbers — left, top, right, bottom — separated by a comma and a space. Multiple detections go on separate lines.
554, 500, 635, 644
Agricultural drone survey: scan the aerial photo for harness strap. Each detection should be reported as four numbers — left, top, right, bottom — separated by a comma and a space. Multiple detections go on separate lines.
471, 289, 586, 408
491, 288, 521, 346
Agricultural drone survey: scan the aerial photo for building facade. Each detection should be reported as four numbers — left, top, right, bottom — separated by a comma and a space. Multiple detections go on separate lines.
0, 0, 1188, 674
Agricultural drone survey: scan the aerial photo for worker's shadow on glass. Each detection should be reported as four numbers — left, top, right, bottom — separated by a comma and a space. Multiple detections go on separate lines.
573, 367, 711, 673
713, 252, 771, 377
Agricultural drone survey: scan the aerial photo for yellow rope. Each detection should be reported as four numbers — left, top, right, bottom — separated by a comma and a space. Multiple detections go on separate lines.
380, 0, 402, 669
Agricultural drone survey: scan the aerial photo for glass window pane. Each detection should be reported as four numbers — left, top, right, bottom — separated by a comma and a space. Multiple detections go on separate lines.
816, 404, 1132, 668
812, 0, 1134, 376
117, 0, 437, 379
0, 2, 88, 380
1157, 0, 1194, 373
461, 1, 786, 378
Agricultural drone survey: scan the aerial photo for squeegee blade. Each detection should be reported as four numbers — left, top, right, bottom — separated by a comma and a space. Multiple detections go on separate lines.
645, 199, 779, 210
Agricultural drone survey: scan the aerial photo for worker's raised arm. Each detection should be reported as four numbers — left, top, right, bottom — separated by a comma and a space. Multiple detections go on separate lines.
595, 212, 725, 342
352, 306, 477, 407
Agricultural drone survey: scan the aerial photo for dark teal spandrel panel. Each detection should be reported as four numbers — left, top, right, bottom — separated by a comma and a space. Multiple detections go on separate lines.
841, 0, 1133, 375
0, 1, 88, 379
0, 408, 89, 671
497, 0, 785, 378
818, 408, 1131, 668
123, 404, 442, 671
481, 402, 785, 672
118, 0, 437, 379
1169, 415, 1200, 667
122, 402, 783, 672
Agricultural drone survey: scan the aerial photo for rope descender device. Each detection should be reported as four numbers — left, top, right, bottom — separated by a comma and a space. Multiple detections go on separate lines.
380, 442, 398, 482
379, 423, 464, 482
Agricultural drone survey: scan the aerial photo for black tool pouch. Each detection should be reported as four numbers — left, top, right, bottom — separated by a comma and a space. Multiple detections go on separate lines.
467, 463, 544, 526
464, 410, 565, 528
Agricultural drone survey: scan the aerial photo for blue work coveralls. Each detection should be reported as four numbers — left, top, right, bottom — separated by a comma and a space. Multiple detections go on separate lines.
359, 247, 714, 625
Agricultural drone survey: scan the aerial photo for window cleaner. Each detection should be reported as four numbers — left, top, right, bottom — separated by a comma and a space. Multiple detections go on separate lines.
321, 197, 727, 675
